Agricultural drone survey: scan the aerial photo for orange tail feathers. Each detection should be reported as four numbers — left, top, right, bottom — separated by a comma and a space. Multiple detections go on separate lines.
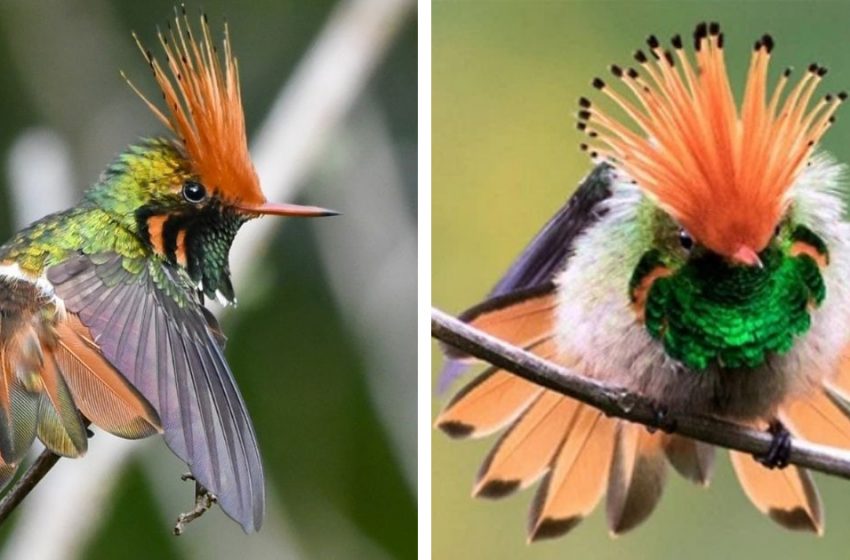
730, 449, 822, 534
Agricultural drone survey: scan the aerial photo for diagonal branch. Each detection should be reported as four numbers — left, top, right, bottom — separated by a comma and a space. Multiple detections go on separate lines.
0, 451, 60, 525
431, 306, 850, 480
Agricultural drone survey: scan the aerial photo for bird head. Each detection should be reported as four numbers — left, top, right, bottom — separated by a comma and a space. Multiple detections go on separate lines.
87, 11, 335, 303
579, 23, 841, 370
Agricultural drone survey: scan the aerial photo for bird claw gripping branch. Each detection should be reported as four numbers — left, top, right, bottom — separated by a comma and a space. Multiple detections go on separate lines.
439, 21, 850, 540
173, 473, 217, 536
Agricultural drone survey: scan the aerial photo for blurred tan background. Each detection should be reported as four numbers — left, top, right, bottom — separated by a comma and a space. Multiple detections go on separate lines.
433, 1, 850, 559
0, 1, 416, 559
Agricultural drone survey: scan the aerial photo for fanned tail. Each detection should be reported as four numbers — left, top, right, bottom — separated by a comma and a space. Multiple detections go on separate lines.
442, 286, 558, 361
726, 351, 850, 534
0, 272, 161, 488
435, 338, 557, 439
606, 424, 668, 536
474, 391, 580, 498
436, 292, 716, 541
438, 285, 558, 391
663, 434, 715, 486
725, 348, 850, 535
528, 405, 617, 541
730, 448, 822, 534
0, 302, 88, 464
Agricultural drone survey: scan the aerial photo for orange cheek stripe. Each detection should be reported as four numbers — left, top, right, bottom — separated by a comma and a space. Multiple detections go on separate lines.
790, 241, 829, 268
631, 267, 672, 322
146, 215, 167, 256
175, 229, 188, 267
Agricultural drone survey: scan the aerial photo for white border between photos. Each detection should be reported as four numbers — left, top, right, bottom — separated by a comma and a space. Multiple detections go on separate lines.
417, 0, 432, 558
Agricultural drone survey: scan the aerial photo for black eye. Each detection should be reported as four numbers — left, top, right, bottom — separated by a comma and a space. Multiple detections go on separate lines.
774, 224, 782, 238
678, 228, 694, 251
182, 181, 206, 203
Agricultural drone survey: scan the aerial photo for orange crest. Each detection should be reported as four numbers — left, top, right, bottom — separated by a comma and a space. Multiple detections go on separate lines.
124, 10, 264, 207
579, 22, 845, 259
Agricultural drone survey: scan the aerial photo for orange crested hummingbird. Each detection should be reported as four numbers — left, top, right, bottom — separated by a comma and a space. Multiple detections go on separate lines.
0, 12, 335, 532
438, 22, 850, 540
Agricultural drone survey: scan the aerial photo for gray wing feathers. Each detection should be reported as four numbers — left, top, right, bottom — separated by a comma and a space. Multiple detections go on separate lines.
489, 163, 614, 296
439, 164, 614, 390
48, 253, 265, 532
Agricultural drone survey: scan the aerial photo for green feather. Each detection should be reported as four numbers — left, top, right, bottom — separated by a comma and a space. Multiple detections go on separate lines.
0, 138, 243, 303
637, 243, 826, 370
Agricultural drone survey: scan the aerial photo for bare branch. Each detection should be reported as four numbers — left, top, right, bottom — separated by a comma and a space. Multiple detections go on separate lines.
431, 306, 850, 480
0, 450, 61, 525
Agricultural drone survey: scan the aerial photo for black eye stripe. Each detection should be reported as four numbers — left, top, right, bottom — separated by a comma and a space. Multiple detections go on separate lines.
183, 181, 206, 203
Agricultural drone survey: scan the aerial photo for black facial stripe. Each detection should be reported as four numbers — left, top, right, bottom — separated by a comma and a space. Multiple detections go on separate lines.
135, 206, 157, 251
184, 227, 199, 281
162, 213, 196, 265
134, 198, 243, 300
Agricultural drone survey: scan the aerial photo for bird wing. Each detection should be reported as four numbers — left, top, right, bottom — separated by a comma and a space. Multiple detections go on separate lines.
47, 252, 264, 533
438, 164, 613, 389
0, 269, 160, 491
489, 163, 614, 297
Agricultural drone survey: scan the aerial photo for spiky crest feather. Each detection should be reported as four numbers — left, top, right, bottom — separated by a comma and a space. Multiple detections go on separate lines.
123, 9, 264, 207
579, 22, 846, 259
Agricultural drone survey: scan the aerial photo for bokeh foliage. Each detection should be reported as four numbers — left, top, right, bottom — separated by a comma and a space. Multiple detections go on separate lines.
433, 1, 850, 559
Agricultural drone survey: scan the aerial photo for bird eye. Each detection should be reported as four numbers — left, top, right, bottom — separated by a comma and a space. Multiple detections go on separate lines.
678, 228, 694, 251
182, 181, 207, 203
774, 224, 782, 238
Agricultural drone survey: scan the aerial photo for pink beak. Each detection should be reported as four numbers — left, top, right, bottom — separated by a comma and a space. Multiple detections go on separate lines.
731, 245, 763, 268
236, 201, 339, 217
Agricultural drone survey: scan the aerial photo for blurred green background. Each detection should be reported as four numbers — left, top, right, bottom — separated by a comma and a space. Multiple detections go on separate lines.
433, 1, 850, 559
0, 1, 415, 559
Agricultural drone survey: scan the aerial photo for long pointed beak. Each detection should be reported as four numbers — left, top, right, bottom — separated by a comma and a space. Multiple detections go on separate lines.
237, 201, 339, 217
731, 245, 763, 268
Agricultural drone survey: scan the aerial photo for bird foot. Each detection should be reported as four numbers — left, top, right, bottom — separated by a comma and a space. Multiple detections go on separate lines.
173, 474, 217, 535
755, 421, 791, 469
645, 402, 677, 434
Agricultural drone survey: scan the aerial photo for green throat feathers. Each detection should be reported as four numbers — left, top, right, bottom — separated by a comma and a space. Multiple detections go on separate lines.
630, 225, 828, 370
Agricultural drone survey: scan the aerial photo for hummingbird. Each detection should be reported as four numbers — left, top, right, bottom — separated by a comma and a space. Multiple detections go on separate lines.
0, 12, 335, 533
437, 22, 850, 541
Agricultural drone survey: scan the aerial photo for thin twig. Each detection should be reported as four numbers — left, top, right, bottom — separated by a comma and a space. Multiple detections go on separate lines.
0, 450, 61, 525
173, 474, 217, 536
432, 306, 850, 480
